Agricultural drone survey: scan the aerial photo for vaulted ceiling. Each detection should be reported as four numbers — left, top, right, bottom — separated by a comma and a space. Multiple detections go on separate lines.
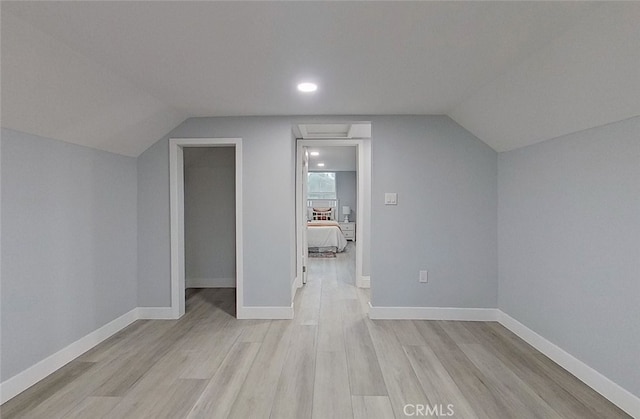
2, 2, 639, 157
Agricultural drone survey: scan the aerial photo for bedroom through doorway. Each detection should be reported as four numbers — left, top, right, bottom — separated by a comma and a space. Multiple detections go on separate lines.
294, 123, 372, 309
306, 148, 356, 260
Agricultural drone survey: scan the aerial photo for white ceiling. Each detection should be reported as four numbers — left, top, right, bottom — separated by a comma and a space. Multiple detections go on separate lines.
2, 2, 639, 156
308, 146, 357, 172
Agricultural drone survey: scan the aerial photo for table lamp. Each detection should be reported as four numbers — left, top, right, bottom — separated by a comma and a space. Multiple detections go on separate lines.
342, 206, 351, 223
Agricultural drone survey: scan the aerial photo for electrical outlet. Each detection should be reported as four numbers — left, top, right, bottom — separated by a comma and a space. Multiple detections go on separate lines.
419, 270, 428, 283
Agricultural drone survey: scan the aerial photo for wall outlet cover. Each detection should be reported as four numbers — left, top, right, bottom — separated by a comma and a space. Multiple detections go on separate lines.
419, 270, 428, 283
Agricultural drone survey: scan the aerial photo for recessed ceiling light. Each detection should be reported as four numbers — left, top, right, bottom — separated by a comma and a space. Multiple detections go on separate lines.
317, 163, 325, 167
297, 82, 318, 93
309, 151, 320, 156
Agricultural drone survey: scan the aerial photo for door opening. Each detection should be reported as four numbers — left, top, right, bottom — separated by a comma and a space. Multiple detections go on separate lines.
294, 132, 372, 304
183, 146, 236, 287
169, 138, 244, 319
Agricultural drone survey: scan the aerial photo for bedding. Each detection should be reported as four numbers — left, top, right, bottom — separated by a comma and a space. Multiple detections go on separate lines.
310, 207, 334, 221
307, 220, 347, 252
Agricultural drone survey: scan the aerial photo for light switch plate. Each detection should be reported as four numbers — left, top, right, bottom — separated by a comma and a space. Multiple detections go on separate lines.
385, 193, 397, 205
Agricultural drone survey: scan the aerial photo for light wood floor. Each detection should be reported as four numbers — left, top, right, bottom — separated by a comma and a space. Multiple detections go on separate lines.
2, 243, 630, 418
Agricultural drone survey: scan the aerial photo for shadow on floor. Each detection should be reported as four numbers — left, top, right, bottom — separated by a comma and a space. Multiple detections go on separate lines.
186, 287, 236, 318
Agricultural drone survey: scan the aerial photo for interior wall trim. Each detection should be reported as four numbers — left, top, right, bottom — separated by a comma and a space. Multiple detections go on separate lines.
366, 304, 639, 417
0, 308, 138, 404
498, 311, 639, 418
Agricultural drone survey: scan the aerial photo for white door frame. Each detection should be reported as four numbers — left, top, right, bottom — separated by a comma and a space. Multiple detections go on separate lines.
169, 138, 243, 319
295, 138, 370, 294
301, 148, 309, 285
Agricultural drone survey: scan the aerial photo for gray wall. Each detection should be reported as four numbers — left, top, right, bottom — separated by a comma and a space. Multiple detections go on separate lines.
498, 116, 640, 398
336, 171, 357, 222
137, 117, 297, 308
184, 147, 236, 287
1, 128, 137, 381
136, 115, 495, 309
137, 134, 172, 306
370, 116, 498, 308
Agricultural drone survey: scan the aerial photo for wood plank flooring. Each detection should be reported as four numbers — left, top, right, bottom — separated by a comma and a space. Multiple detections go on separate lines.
1, 243, 630, 418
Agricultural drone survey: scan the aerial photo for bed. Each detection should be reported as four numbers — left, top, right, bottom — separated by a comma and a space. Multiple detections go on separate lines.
306, 204, 347, 254
307, 220, 347, 253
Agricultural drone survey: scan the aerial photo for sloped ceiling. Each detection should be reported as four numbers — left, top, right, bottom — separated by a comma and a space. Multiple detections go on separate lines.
0, 10, 188, 157
1, 2, 638, 156
450, 2, 640, 151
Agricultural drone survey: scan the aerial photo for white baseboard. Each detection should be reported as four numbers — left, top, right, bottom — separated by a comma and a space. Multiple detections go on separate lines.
186, 277, 235, 288
356, 275, 370, 288
237, 304, 294, 320
498, 311, 640, 418
0, 308, 139, 404
5, 304, 635, 417
365, 304, 638, 416
368, 303, 499, 321
291, 276, 301, 302
137, 306, 175, 320
0, 300, 294, 403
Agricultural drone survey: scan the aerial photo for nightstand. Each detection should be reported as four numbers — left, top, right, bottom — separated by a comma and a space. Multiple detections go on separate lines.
339, 222, 356, 241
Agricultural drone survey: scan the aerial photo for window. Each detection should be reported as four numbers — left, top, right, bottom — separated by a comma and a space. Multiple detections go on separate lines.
307, 172, 336, 200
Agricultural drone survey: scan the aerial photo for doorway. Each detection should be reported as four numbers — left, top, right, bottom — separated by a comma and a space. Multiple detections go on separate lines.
295, 135, 371, 301
169, 138, 243, 319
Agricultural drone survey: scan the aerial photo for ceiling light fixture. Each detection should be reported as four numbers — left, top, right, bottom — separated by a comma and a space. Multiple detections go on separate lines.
309, 151, 320, 156
297, 82, 318, 93
317, 163, 325, 167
